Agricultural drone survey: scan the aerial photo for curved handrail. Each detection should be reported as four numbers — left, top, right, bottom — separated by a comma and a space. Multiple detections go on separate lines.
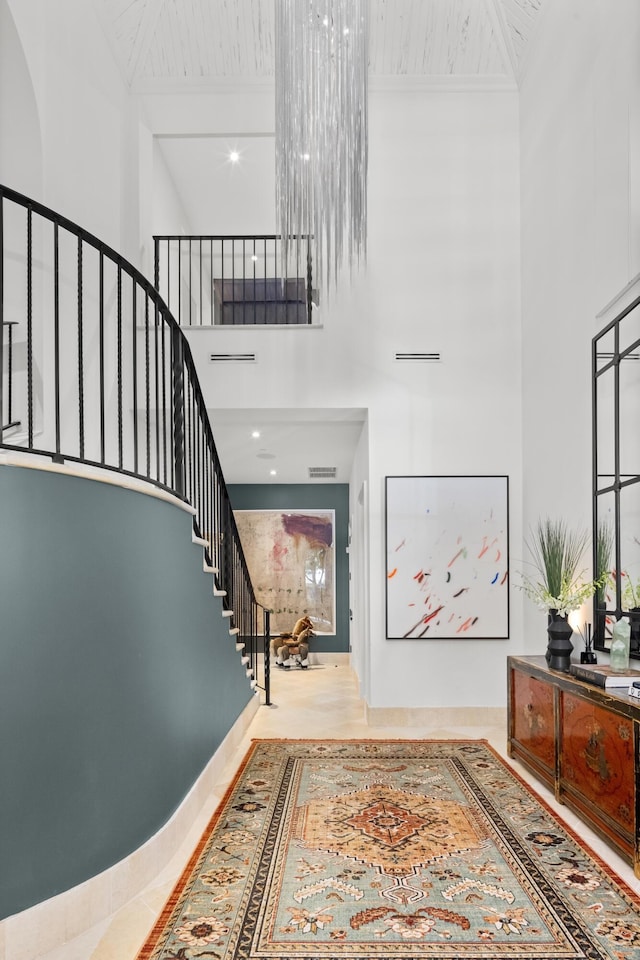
0, 182, 269, 700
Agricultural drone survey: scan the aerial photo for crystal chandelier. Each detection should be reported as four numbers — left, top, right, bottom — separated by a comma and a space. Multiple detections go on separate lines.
275, 0, 369, 293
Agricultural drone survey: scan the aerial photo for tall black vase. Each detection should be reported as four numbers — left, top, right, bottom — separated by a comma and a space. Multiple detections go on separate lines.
629, 608, 640, 654
546, 610, 574, 672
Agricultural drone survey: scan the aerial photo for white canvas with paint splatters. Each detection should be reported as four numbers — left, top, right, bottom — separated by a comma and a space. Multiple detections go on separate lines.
385, 476, 509, 639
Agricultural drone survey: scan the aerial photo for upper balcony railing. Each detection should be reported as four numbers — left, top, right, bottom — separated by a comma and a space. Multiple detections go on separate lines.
0, 183, 270, 701
153, 234, 315, 327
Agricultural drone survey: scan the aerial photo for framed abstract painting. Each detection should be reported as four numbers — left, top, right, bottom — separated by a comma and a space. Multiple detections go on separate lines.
385, 476, 509, 639
234, 509, 336, 635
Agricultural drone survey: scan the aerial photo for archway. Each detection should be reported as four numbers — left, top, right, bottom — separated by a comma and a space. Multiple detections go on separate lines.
0, 0, 43, 194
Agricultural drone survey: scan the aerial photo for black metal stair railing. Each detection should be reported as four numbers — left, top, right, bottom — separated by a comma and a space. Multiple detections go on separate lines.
0, 183, 270, 704
2, 320, 20, 433
154, 234, 314, 327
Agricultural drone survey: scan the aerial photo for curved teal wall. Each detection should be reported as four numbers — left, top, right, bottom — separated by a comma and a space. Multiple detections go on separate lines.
0, 465, 253, 919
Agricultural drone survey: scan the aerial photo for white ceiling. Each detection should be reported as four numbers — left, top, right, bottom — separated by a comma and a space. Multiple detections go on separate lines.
99, 0, 547, 89
97, 0, 546, 485
208, 408, 367, 485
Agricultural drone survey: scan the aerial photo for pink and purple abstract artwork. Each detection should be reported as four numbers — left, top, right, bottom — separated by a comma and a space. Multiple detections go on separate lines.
234, 509, 336, 635
385, 476, 509, 639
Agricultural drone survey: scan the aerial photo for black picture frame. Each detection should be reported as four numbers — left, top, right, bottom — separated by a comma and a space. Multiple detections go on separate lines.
385, 475, 510, 640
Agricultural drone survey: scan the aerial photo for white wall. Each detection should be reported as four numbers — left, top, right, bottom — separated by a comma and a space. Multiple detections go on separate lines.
153, 135, 276, 236
139, 88, 277, 237
348, 420, 370, 700
0, 0, 42, 196
519, 0, 640, 646
365, 90, 522, 708
0, 0, 44, 441
5, 0, 142, 258
1, 0, 194, 464
180, 88, 523, 709
150, 142, 194, 239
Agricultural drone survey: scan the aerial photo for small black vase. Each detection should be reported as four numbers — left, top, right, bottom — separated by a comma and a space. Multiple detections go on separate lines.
546, 610, 574, 672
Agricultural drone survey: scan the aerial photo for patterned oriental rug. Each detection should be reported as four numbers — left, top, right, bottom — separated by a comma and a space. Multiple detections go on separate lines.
137, 740, 640, 960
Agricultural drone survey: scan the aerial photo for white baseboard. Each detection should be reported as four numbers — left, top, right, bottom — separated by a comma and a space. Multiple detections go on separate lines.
310, 651, 351, 666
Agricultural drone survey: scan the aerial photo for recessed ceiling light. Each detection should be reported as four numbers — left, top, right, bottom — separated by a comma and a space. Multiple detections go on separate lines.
229, 150, 240, 164
270, 469, 277, 476
251, 430, 260, 439
251, 254, 258, 262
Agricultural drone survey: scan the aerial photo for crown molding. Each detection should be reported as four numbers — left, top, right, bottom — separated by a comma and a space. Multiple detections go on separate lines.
134, 73, 517, 97
369, 74, 518, 94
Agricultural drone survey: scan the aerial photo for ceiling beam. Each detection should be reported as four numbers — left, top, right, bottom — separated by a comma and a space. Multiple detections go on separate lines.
484, 0, 518, 82
128, 0, 167, 85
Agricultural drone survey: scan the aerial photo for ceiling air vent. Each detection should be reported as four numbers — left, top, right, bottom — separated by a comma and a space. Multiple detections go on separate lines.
209, 352, 257, 363
309, 466, 337, 479
394, 352, 441, 362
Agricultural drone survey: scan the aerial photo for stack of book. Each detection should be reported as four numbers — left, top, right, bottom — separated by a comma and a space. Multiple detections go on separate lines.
569, 662, 640, 690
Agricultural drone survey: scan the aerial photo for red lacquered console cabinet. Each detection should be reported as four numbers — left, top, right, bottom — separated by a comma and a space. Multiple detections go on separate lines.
508, 655, 640, 876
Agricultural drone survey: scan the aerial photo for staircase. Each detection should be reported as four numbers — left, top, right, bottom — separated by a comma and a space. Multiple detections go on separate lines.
0, 182, 270, 703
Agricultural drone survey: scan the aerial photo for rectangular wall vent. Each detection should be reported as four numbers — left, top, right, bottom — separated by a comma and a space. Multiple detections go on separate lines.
209, 353, 257, 363
394, 352, 441, 362
308, 466, 337, 479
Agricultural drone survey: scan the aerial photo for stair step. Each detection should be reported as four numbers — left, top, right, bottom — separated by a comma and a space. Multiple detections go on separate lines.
235, 641, 246, 652
241, 655, 250, 666
203, 563, 219, 575
192, 535, 208, 547
222, 610, 233, 619
230, 627, 241, 636
213, 587, 227, 597
250, 679, 258, 690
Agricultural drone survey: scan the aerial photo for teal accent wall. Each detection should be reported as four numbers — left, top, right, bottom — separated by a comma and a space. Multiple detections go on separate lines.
0, 466, 253, 920
228, 484, 349, 653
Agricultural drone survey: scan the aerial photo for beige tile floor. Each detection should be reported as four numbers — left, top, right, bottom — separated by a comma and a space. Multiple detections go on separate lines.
30, 662, 640, 959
